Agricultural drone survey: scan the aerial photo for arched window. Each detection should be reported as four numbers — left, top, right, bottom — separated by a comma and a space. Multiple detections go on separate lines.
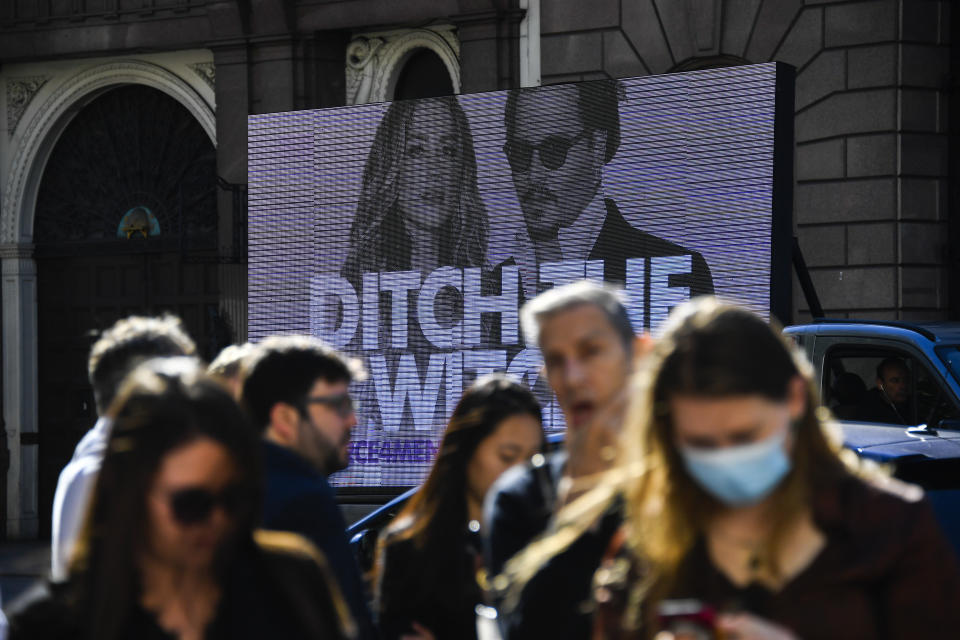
345, 27, 460, 105
394, 48, 455, 100
669, 54, 750, 73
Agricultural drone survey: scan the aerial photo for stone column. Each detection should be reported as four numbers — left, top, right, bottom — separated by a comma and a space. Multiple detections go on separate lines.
0, 243, 38, 539
213, 45, 251, 343
456, 9, 525, 93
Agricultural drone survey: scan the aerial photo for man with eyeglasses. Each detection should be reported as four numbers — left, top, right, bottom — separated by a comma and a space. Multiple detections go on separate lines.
502, 80, 714, 298
241, 335, 376, 639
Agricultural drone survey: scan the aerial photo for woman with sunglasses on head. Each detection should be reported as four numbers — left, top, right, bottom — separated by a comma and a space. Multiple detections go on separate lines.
8, 358, 354, 640
503, 297, 960, 640
376, 374, 544, 640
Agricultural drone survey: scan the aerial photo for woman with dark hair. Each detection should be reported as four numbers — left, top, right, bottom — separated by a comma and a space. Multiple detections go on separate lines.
8, 358, 354, 640
502, 298, 960, 640
376, 374, 544, 640
341, 95, 488, 285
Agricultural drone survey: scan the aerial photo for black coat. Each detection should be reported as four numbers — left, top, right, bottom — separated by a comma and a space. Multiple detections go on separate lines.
590, 199, 714, 315
7, 532, 355, 640
483, 451, 623, 640
377, 526, 484, 640
853, 388, 911, 425
484, 451, 566, 578
261, 442, 376, 640
500, 199, 715, 328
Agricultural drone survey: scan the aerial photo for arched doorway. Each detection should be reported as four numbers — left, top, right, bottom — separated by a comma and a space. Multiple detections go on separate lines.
32, 84, 225, 535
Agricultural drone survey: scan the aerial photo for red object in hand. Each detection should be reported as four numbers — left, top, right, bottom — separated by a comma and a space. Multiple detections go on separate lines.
657, 599, 720, 640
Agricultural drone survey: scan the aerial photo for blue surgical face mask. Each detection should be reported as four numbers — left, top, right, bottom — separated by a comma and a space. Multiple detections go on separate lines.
679, 428, 791, 507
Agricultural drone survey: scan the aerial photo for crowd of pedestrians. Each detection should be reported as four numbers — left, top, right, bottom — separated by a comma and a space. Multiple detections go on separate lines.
4, 281, 960, 639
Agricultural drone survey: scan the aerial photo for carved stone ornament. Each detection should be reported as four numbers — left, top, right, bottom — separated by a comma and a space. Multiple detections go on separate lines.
189, 62, 216, 92
6, 76, 49, 136
346, 37, 386, 106
346, 26, 461, 105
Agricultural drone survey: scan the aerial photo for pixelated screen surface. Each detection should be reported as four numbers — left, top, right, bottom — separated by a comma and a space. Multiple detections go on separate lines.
249, 63, 786, 487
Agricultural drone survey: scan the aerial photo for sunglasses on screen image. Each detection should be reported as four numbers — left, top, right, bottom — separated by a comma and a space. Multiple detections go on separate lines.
504, 129, 591, 173
302, 392, 356, 418
167, 485, 245, 526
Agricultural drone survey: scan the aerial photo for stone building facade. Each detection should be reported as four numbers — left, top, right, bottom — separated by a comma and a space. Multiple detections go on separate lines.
0, 0, 954, 537
530, 0, 953, 322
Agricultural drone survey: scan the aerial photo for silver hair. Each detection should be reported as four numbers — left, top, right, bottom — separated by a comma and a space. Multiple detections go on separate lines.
520, 280, 635, 350
207, 342, 256, 379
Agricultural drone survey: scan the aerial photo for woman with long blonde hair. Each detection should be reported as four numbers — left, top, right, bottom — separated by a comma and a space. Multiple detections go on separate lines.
502, 298, 960, 639
341, 95, 487, 286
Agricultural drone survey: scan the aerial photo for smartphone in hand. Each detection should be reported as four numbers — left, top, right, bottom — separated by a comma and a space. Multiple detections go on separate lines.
657, 599, 721, 640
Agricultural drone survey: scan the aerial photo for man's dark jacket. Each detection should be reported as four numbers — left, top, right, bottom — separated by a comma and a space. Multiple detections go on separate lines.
483, 450, 621, 640
262, 442, 376, 640
591, 198, 714, 299
854, 388, 911, 425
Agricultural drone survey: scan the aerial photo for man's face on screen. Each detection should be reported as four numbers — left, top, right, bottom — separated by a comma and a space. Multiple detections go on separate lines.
397, 100, 460, 234
509, 87, 604, 242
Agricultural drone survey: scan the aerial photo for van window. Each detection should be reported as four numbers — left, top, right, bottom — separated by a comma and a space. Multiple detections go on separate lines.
824, 348, 960, 427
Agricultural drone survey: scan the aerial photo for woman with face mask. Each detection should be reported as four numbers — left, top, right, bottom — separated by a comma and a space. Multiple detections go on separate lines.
7, 359, 354, 640
501, 298, 960, 640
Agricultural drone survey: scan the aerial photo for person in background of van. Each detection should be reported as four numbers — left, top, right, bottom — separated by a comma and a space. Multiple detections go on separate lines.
855, 357, 912, 425
376, 374, 544, 640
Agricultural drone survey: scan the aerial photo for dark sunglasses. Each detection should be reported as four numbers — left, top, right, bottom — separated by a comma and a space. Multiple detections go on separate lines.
503, 129, 591, 173
302, 392, 355, 418
169, 485, 245, 525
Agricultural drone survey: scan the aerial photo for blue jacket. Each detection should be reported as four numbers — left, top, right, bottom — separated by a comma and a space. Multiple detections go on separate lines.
262, 442, 376, 640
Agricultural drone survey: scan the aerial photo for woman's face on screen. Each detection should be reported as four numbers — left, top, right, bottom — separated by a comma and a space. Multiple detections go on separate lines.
397, 100, 461, 234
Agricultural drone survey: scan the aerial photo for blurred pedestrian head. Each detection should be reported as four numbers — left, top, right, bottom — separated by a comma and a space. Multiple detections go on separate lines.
70, 357, 260, 639
241, 336, 365, 475
385, 373, 544, 549
207, 342, 255, 400
521, 280, 633, 349
521, 281, 636, 432
87, 314, 196, 414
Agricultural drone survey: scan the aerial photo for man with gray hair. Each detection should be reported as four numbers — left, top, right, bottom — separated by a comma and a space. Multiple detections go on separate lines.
207, 342, 255, 400
484, 280, 641, 639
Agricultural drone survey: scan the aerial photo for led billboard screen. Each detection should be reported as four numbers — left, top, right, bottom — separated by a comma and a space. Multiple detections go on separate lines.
248, 62, 792, 487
